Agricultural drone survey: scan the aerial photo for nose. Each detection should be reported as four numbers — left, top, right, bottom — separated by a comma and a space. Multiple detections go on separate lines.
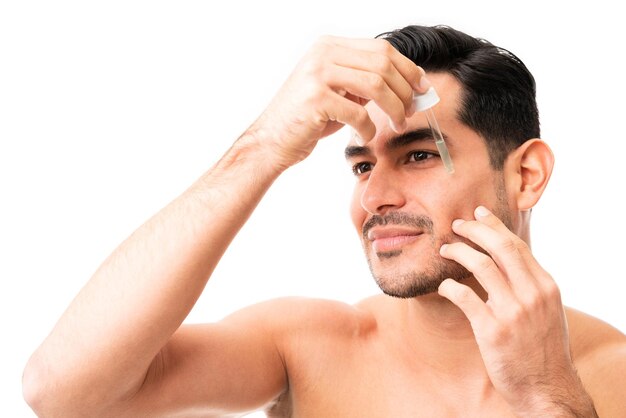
360, 167, 407, 216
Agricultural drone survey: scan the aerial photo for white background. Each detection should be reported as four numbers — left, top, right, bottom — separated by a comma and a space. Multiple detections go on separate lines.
1, 1, 624, 416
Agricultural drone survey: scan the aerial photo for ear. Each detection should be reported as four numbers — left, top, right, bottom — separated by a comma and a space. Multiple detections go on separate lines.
504, 138, 554, 210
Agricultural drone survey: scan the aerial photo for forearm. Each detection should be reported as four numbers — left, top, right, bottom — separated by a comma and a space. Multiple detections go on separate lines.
530, 398, 598, 418
534, 378, 599, 418
24, 133, 284, 413
24, 35, 426, 415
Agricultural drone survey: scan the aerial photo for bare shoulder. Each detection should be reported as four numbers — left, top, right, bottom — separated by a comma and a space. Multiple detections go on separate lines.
565, 307, 626, 416
223, 296, 378, 341
566, 306, 626, 359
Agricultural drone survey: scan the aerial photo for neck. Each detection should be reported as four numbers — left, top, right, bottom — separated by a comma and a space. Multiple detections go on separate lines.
393, 277, 491, 381
515, 209, 532, 245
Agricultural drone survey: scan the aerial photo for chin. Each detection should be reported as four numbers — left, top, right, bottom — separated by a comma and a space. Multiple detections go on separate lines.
369, 256, 472, 299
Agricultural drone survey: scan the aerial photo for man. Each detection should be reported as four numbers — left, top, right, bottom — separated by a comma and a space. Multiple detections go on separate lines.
23, 25, 624, 417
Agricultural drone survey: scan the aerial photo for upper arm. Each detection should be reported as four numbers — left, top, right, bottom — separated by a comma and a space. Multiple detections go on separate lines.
122, 300, 290, 417
568, 308, 626, 417
578, 342, 626, 417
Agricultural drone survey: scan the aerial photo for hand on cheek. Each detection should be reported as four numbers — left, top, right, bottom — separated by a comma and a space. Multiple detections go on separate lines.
437, 206, 594, 416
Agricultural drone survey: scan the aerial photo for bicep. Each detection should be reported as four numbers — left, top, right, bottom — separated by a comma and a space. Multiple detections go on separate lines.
579, 342, 626, 417
127, 318, 288, 416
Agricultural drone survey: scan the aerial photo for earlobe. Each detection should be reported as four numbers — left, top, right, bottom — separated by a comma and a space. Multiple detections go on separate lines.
507, 138, 554, 210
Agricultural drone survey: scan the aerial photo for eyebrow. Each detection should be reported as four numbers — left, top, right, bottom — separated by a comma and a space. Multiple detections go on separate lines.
344, 128, 448, 160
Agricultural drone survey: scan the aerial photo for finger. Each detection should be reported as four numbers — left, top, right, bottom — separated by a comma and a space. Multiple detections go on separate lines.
323, 91, 377, 142
326, 46, 415, 112
473, 206, 541, 272
319, 35, 428, 93
451, 216, 535, 292
440, 242, 515, 306
326, 64, 408, 133
438, 278, 492, 326
472, 206, 553, 292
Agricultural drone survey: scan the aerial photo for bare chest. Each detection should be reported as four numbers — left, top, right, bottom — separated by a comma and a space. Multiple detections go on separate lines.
268, 340, 516, 418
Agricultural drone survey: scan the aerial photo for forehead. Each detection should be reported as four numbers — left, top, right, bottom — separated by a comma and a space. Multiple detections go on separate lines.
348, 73, 469, 152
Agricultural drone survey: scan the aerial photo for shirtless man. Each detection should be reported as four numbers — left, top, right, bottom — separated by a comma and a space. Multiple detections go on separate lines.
23, 25, 625, 417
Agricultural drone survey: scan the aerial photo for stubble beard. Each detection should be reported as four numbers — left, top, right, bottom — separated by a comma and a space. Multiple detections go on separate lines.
365, 229, 473, 298
364, 177, 512, 298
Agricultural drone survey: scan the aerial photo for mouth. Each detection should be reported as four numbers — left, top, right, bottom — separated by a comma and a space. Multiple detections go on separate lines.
367, 228, 424, 253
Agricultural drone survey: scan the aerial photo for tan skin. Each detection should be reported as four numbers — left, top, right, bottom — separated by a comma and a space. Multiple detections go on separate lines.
23, 36, 625, 417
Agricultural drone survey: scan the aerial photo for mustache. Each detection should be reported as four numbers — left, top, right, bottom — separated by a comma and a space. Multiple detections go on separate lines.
362, 212, 434, 240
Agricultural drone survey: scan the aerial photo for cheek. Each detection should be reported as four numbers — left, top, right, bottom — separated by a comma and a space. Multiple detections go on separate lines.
429, 174, 496, 225
349, 185, 366, 233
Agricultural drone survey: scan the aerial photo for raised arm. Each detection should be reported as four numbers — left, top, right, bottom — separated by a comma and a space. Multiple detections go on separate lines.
23, 36, 427, 417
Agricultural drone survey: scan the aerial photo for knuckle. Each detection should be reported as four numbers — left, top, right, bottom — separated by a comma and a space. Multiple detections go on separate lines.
353, 106, 370, 124
515, 237, 529, 252
524, 290, 544, 311
453, 284, 473, 302
373, 55, 394, 76
375, 39, 395, 54
543, 279, 561, 300
300, 83, 327, 107
507, 304, 525, 323
300, 55, 324, 77
490, 325, 512, 346
474, 254, 495, 275
367, 73, 386, 91
498, 236, 518, 254
316, 63, 331, 83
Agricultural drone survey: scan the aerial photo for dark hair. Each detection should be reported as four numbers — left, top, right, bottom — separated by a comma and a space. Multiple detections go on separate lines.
377, 25, 539, 170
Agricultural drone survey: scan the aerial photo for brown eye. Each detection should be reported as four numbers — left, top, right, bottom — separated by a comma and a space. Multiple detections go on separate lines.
408, 151, 435, 162
352, 162, 373, 176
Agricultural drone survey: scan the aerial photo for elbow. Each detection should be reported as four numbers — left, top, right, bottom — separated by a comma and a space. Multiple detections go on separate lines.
22, 355, 88, 417
22, 355, 51, 416
23, 354, 130, 417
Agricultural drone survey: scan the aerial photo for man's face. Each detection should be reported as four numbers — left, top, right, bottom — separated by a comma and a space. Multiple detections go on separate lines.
347, 73, 513, 298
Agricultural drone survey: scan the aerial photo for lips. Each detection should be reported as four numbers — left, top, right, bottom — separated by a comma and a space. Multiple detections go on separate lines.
367, 227, 423, 253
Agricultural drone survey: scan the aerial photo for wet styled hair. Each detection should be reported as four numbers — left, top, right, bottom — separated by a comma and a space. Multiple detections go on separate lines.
378, 25, 540, 170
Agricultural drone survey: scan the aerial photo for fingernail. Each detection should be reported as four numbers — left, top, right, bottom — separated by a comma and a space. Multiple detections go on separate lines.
352, 131, 367, 146
419, 75, 432, 92
452, 219, 465, 228
440, 244, 448, 254
389, 117, 407, 134
475, 206, 490, 217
